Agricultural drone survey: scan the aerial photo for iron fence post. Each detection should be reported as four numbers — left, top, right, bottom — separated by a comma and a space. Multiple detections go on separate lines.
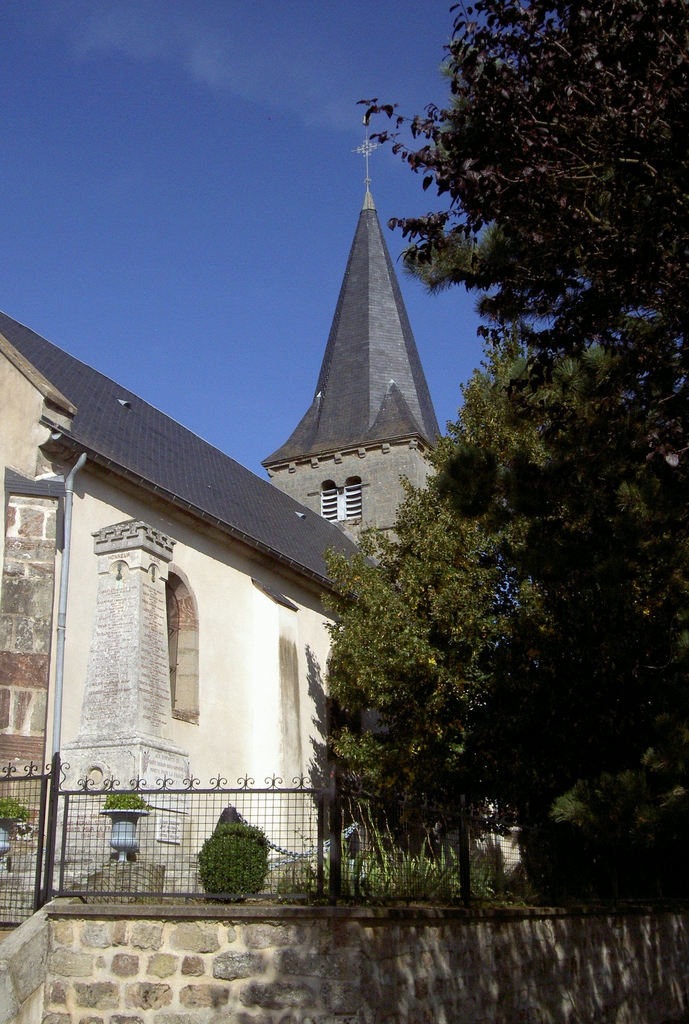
459, 794, 471, 907
316, 790, 325, 898
32, 763, 51, 912
39, 751, 61, 908
328, 769, 342, 904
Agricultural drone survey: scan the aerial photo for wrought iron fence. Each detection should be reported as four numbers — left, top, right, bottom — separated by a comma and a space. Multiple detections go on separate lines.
54, 773, 325, 904
0, 757, 522, 926
0, 761, 51, 926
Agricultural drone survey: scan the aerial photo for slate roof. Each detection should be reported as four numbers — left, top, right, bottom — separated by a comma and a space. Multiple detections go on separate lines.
264, 191, 440, 466
0, 310, 358, 585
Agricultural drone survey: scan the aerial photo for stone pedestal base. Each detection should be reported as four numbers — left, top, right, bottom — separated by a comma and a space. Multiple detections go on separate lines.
63, 735, 190, 789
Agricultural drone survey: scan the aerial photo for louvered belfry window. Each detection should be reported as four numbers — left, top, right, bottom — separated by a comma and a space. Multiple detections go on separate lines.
344, 477, 362, 519
321, 481, 339, 520
321, 478, 362, 522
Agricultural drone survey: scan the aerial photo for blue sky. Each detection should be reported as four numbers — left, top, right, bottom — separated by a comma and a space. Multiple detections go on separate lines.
1, 1, 483, 475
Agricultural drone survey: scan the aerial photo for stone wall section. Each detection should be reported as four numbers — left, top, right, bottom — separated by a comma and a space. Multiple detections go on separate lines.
34, 904, 689, 1024
0, 495, 58, 765
0, 906, 49, 1024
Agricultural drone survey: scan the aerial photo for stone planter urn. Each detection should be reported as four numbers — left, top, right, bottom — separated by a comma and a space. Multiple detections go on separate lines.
0, 819, 13, 863
100, 798, 150, 863
0, 799, 29, 868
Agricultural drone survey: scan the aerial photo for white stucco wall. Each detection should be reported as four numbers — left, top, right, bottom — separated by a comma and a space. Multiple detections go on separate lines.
53, 471, 332, 785
1, 352, 333, 786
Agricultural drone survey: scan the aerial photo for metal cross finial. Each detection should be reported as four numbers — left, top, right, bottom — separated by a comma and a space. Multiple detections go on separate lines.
353, 117, 378, 191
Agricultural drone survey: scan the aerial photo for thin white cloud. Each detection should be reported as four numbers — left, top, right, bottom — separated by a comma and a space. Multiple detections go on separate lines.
43, 0, 360, 130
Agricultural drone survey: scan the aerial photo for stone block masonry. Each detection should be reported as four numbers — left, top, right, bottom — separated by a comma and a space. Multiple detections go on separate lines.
23, 902, 689, 1023
0, 495, 57, 765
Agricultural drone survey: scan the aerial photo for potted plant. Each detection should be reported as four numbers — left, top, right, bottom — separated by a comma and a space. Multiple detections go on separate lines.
100, 793, 151, 863
0, 796, 30, 864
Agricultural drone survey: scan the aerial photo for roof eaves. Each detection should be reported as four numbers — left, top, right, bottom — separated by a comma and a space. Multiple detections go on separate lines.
42, 423, 341, 594
264, 430, 435, 469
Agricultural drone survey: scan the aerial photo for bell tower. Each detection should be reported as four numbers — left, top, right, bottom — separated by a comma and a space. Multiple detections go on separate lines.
263, 173, 439, 538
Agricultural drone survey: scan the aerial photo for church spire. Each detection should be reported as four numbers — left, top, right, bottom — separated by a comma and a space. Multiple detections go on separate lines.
263, 175, 439, 536
264, 200, 439, 464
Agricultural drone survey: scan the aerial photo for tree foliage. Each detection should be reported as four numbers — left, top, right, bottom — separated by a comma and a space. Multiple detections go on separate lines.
326, 340, 543, 804
326, 1, 689, 891
467, 345, 689, 821
369, 0, 689, 459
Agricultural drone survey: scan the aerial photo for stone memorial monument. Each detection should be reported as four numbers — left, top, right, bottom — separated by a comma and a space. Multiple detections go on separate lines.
65, 520, 190, 787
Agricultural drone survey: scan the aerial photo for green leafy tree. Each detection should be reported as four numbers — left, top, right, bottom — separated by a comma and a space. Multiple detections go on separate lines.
326, 339, 543, 804
329, 2, 689, 891
326, 477, 489, 801
466, 346, 689, 816
369, 0, 689, 458
328, 340, 689, 894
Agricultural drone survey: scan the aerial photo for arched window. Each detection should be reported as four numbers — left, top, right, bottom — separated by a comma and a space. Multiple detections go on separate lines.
165, 570, 199, 724
166, 581, 180, 707
320, 477, 362, 522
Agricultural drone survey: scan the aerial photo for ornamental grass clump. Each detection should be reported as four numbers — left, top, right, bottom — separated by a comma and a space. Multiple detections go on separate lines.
198, 822, 269, 898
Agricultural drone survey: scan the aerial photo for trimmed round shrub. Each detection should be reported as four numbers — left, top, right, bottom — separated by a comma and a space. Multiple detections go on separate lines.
198, 822, 269, 897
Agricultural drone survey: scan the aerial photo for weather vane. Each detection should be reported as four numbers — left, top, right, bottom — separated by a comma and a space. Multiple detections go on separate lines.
354, 117, 378, 192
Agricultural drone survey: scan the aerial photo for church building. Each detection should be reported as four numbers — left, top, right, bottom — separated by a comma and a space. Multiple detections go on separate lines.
0, 185, 439, 786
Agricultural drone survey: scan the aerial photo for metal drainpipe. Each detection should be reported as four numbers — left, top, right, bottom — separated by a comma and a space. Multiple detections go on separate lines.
51, 451, 87, 756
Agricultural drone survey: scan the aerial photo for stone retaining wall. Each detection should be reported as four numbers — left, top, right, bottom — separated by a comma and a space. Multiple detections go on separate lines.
0, 907, 49, 1024
4, 901, 689, 1023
